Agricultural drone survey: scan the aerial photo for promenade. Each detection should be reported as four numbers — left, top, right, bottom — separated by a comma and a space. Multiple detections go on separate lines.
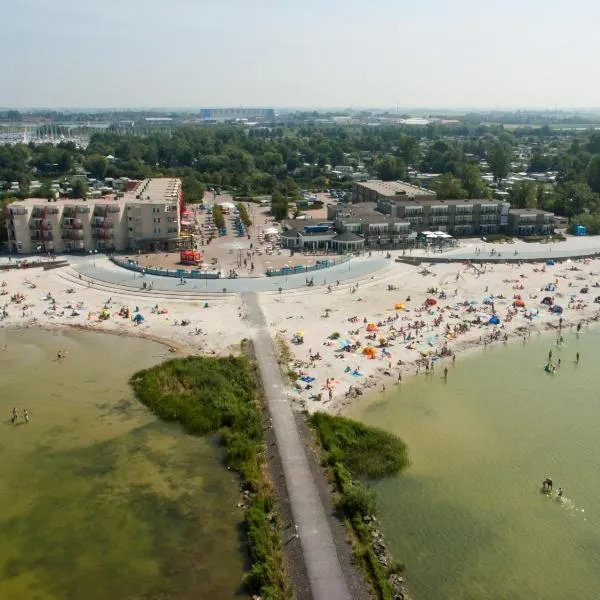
243, 292, 352, 600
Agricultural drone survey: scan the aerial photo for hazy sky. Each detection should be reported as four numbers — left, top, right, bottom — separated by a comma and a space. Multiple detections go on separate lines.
5, 0, 600, 109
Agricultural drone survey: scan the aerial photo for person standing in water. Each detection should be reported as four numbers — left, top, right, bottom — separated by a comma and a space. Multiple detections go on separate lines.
557, 488, 563, 499
23, 409, 29, 423
576, 352, 580, 363
444, 367, 448, 380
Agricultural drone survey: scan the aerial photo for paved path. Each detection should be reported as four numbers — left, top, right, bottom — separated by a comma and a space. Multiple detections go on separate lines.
70, 255, 389, 293
243, 292, 352, 600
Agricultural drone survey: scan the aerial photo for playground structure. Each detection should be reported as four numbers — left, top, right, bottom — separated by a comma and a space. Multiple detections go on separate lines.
180, 250, 202, 266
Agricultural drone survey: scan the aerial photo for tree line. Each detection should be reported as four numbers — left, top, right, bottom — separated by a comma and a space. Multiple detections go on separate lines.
3, 123, 600, 235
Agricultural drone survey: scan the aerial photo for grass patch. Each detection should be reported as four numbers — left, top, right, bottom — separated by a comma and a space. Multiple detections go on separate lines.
521, 233, 566, 243
310, 413, 409, 479
130, 351, 291, 600
309, 413, 409, 600
275, 334, 297, 383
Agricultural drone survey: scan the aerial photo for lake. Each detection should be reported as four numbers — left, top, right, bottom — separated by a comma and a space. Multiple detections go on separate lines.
347, 327, 600, 600
0, 328, 245, 600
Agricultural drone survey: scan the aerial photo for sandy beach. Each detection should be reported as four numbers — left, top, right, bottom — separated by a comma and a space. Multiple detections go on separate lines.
2, 256, 600, 415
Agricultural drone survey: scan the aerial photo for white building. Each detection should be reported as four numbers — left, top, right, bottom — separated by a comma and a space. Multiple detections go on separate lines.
6, 178, 182, 254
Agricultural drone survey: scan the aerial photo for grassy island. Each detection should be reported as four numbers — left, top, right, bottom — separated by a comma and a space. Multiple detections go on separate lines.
310, 413, 409, 600
130, 351, 290, 600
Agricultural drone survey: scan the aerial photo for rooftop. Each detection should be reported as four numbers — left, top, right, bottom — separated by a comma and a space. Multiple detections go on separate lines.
8, 178, 181, 209
355, 179, 433, 197
509, 208, 554, 216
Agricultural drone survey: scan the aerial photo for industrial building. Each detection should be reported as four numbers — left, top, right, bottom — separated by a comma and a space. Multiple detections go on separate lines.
6, 178, 183, 254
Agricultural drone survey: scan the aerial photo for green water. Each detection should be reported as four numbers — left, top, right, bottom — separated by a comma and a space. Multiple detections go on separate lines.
0, 329, 245, 600
347, 329, 600, 600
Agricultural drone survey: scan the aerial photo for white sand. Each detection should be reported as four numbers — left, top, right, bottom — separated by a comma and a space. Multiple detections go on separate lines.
2, 257, 599, 415
258, 258, 600, 413
0, 264, 250, 355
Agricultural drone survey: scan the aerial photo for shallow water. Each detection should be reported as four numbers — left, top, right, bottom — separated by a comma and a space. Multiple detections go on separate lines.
0, 329, 245, 600
347, 327, 600, 600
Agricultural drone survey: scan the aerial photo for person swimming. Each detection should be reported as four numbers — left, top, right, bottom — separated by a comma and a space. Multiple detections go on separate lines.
542, 477, 553, 492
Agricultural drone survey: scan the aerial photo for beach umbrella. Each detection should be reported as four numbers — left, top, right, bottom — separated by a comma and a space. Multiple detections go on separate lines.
546, 259, 555, 266
426, 298, 437, 305
295, 330, 304, 337
488, 315, 500, 325
552, 305, 563, 314
366, 323, 377, 331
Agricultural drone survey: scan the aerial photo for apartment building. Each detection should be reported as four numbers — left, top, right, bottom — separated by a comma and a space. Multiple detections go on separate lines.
507, 208, 555, 236
6, 178, 182, 254
329, 197, 511, 239
352, 179, 436, 204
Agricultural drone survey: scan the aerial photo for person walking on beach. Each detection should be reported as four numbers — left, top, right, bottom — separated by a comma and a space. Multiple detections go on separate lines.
11, 407, 18, 425
23, 409, 29, 423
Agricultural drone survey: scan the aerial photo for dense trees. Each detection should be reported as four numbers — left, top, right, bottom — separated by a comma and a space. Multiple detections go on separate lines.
487, 144, 511, 183
7, 119, 600, 231
270, 190, 289, 221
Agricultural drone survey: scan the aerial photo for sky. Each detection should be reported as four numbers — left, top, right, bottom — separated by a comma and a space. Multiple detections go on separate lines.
5, 0, 600, 109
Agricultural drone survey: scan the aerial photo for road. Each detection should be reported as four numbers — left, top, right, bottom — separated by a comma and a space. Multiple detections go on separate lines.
243, 292, 352, 600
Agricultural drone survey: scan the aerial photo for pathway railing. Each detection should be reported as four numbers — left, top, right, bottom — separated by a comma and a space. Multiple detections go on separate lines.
111, 256, 222, 279
265, 255, 352, 277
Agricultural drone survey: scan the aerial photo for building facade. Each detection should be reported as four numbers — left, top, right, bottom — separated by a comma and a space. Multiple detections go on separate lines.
6, 178, 182, 254
507, 209, 555, 236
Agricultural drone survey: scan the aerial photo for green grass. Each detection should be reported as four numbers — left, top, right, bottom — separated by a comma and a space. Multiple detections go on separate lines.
309, 413, 409, 600
310, 413, 409, 479
130, 353, 291, 599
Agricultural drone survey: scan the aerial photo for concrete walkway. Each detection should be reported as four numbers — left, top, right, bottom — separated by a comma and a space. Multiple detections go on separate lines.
243, 292, 352, 600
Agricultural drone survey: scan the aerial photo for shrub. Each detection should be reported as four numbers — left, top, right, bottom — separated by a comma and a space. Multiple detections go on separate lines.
336, 481, 376, 519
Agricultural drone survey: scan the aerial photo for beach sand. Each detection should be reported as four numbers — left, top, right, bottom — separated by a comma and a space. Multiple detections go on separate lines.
1, 257, 599, 416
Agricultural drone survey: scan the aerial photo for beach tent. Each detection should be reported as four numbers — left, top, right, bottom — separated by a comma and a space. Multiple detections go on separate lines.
541, 296, 554, 305
552, 305, 563, 314
366, 323, 378, 332
394, 303, 405, 310
363, 346, 377, 358
425, 298, 437, 306
513, 299, 525, 307
546, 259, 555, 266
488, 315, 500, 325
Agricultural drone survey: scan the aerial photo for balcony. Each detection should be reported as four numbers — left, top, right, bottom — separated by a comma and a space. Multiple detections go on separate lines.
455, 215, 473, 223
92, 228, 114, 239
30, 233, 53, 242
61, 231, 84, 240
61, 218, 83, 229
29, 220, 53, 230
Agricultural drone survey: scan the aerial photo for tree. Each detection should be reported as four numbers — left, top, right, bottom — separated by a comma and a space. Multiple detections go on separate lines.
457, 164, 490, 199
71, 178, 88, 199
586, 155, 600, 193
270, 190, 289, 221
549, 182, 597, 217
373, 155, 407, 181
431, 174, 467, 200
487, 144, 511, 182
182, 175, 205, 203
508, 181, 537, 209
84, 154, 107, 179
